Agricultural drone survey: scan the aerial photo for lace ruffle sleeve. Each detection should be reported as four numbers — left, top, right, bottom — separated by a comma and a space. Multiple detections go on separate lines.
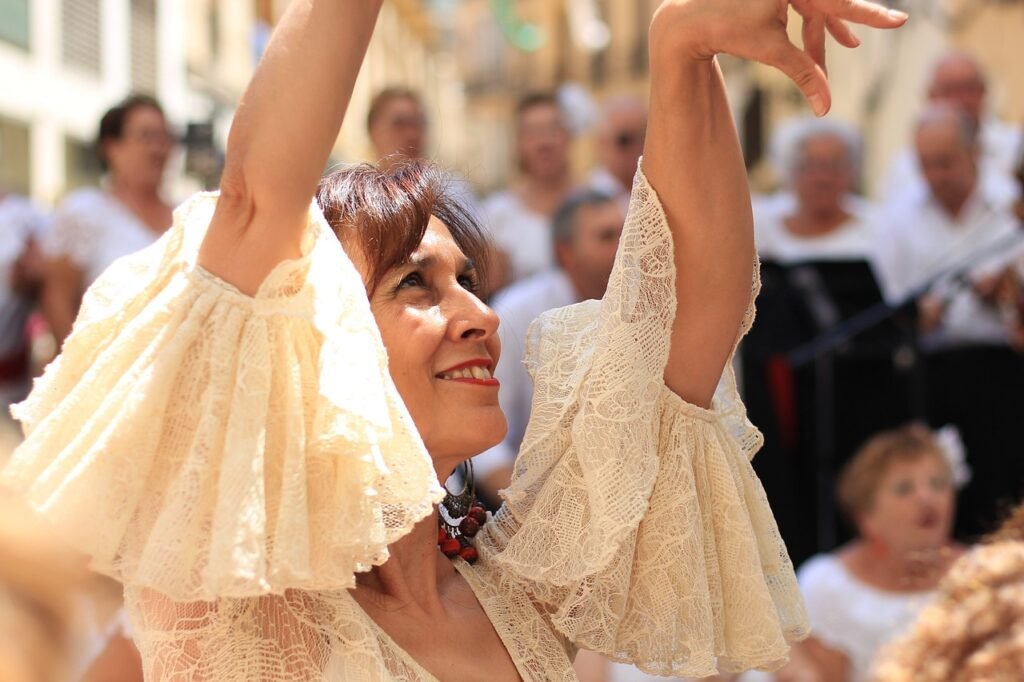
476, 163, 809, 676
3, 193, 443, 601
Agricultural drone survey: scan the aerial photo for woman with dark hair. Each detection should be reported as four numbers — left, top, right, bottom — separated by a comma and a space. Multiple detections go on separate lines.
4, 0, 905, 680
41, 94, 175, 346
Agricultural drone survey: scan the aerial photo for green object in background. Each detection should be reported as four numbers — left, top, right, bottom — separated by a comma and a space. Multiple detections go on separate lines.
490, 0, 545, 52
0, 0, 31, 50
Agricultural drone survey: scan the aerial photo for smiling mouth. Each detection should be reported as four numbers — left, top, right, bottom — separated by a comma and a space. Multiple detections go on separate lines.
436, 361, 499, 386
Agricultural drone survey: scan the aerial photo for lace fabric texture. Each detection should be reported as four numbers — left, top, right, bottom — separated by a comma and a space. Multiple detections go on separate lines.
3, 193, 444, 602
5, 167, 807, 680
478, 168, 808, 676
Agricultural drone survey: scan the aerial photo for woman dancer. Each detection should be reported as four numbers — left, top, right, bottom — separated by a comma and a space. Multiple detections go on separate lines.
3, 0, 906, 679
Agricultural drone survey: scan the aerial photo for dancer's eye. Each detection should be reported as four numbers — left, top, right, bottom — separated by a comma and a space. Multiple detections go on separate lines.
397, 272, 425, 290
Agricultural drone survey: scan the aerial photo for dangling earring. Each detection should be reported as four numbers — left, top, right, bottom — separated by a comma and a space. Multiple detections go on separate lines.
438, 459, 486, 564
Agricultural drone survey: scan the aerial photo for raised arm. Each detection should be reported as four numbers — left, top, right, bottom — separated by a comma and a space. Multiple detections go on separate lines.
198, 0, 383, 295
644, 0, 905, 407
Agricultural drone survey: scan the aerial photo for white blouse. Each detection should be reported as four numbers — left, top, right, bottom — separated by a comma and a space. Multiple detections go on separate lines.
45, 188, 164, 287
483, 190, 554, 284
753, 199, 879, 264
797, 554, 932, 682
5, 167, 808, 680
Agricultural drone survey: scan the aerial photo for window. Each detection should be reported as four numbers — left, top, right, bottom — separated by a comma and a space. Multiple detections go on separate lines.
64, 135, 103, 192
131, 0, 159, 94
62, 0, 102, 74
0, 116, 31, 196
0, 0, 31, 50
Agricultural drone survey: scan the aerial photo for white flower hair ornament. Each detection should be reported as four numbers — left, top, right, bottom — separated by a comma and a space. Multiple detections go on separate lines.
935, 425, 971, 490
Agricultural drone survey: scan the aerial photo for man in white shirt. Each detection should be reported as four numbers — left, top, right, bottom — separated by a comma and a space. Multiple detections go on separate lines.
587, 96, 647, 214
882, 50, 1022, 211
875, 104, 1024, 539
875, 105, 1023, 349
474, 189, 624, 503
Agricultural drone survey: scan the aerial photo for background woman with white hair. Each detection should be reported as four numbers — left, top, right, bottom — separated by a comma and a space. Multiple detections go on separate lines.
742, 116, 910, 567
755, 116, 877, 264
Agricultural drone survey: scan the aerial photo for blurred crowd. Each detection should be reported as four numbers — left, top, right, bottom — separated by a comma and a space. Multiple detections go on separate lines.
1, 46, 1024, 682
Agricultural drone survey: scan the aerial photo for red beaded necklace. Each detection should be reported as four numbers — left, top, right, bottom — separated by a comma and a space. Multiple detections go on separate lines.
437, 460, 485, 564
438, 503, 486, 564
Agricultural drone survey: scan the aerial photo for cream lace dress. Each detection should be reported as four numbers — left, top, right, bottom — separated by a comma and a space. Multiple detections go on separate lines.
3, 167, 808, 680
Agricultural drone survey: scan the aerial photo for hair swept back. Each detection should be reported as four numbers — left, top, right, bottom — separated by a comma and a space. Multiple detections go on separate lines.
316, 159, 489, 297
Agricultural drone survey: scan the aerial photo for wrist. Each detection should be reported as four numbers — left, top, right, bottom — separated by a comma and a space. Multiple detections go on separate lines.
649, 1, 717, 66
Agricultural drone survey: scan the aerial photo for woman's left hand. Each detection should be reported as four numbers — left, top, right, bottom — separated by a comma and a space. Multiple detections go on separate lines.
650, 0, 908, 116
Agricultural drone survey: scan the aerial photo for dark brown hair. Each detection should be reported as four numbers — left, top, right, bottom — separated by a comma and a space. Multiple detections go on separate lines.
96, 94, 165, 169
317, 159, 489, 296
515, 91, 559, 121
366, 87, 423, 133
836, 422, 949, 523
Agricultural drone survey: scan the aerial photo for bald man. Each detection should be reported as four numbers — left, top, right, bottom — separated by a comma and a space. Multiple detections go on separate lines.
883, 50, 1022, 210
587, 95, 648, 212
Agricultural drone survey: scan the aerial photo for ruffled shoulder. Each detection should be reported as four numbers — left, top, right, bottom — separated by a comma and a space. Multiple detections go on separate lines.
476, 163, 807, 676
4, 192, 443, 601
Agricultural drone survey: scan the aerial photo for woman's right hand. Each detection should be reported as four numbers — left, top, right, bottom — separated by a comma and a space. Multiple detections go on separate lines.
649, 0, 907, 116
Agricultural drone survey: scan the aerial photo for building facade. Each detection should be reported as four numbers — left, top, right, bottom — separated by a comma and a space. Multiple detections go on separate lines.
0, 0, 196, 203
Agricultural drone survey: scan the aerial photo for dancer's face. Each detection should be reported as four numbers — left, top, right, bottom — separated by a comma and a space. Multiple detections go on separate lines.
367, 217, 506, 466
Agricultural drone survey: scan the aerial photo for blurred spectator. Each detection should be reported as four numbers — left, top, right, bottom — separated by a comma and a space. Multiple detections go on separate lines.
41, 95, 175, 347
587, 95, 647, 213
882, 50, 1021, 211
874, 104, 1024, 539
757, 118, 876, 263
871, 540, 1024, 681
744, 118, 909, 565
366, 86, 480, 212
475, 189, 623, 502
874, 104, 1022, 349
367, 87, 428, 171
483, 92, 576, 288
743, 424, 964, 682
0, 192, 49, 412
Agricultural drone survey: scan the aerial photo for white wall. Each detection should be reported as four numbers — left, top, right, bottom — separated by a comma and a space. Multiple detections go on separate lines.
0, 0, 190, 204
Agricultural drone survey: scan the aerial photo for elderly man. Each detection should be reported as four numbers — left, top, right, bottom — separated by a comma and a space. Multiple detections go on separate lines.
474, 190, 624, 503
587, 95, 648, 213
883, 50, 1022, 209
875, 104, 1024, 539
876, 105, 1022, 337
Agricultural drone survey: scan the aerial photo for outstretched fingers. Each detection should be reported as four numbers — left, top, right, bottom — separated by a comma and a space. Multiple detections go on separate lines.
802, 14, 828, 75
826, 16, 860, 48
763, 32, 831, 116
793, 0, 907, 29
